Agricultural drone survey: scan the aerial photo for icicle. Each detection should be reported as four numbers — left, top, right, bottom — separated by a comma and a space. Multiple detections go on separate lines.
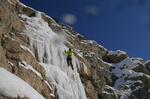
21, 12, 87, 99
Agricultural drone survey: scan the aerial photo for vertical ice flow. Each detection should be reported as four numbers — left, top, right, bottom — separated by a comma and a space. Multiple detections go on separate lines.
21, 12, 87, 99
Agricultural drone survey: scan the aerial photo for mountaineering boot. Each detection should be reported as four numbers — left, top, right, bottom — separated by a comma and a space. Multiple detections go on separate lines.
70, 63, 74, 70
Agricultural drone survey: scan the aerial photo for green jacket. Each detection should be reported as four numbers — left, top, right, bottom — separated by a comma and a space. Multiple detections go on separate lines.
65, 50, 73, 57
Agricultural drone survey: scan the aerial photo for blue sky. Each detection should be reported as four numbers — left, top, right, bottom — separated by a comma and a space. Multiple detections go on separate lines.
21, 0, 150, 60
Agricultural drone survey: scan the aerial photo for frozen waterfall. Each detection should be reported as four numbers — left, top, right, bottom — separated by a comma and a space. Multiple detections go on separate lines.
21, 12, 87, 99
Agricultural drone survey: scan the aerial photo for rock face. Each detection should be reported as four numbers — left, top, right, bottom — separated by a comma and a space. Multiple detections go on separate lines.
0, 0, 149, 99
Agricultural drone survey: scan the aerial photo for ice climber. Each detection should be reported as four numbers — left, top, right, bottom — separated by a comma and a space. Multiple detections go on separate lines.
65, 48, 74, 70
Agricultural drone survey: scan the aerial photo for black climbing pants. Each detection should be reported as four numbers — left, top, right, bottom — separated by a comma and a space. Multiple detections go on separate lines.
67, 57, 74, 70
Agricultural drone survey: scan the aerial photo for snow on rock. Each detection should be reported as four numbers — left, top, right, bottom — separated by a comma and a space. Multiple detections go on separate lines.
112, 58, 145, 85
111, 57, 150, 99
20, 45, 35, 57
75, 49, 83, 58
7, 60, 14, 66
103, 85, 119, 96
84, 40, 96, 44
112, 58, 142, 75
21, 12, 87, 99
108, 50, 127, 56
102, 50, 128, 63
7, 0, 14, 5
18, 61, 43, 79
0, 67, 44, 99
148, 89, 150, 93
83, 40, 107, 51
145, 60, 150, 64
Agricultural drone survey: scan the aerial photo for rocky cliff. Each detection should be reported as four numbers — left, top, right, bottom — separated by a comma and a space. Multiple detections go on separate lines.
0, 0, 149, 99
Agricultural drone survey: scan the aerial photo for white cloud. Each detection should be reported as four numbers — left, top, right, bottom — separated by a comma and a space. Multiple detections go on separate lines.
85, 6, 99, 16
62, 14, 77, 25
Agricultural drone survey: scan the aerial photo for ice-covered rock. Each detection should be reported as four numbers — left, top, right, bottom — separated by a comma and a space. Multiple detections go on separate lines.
109, 57, 150, 99
21, 12, 87, 99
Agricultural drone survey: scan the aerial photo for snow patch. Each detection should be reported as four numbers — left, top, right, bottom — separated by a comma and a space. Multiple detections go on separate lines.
145, 60, 150, 64
75, 49, 83, 58
108, 50, 127, 56
84, 40, 96, 44
7, 61, 14, 66
111, 57, 149, 98
19, 61, 42, 79
0, 67, 44, 99
21, 45, 35, 57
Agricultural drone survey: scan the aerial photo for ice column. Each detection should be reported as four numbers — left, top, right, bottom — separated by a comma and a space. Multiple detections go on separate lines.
21, 12, 87, 99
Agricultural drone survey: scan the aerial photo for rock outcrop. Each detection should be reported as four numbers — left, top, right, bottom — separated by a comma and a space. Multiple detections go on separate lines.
102, 50, 128, 63
0, 0, 149, 99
